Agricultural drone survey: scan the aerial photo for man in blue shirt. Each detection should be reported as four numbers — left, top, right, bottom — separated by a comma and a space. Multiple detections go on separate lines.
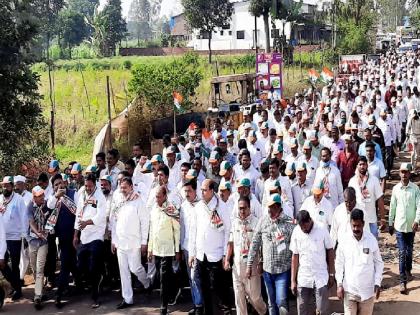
358, 128, 382, 161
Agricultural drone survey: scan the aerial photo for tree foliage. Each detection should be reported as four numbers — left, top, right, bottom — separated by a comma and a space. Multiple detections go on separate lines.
182, 0, 233, 63
57, 9, 89, 58
128, 53, 203, 115
335, 0, 375, 54
128, 0, 152, 44
0, 0, 48, 174
410, 7, 420, 32
90, 0, 127, 57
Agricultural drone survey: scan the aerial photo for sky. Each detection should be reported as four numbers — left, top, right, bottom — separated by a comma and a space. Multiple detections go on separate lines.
100, 0, 183, 18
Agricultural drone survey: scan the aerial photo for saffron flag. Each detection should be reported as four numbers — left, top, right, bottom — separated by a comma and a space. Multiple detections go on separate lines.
308, 68, 320, 83
321, 67, 334, 83
173, 91, 183, 110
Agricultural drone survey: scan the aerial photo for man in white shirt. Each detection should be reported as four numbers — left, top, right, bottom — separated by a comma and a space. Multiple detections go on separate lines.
300, 181, 334, 229
0, 176, 27, 300
166, 145, 183, 189
330, 187, 368, 247
0, 210, 5, 304
335, 209, 384, 315
224, 196, 267, 315
14, 175, 31, 287
377, 110, 396, 177
314, 147, 344, 208
262, 158, 294, 211
233, 151, 260, 193
231, 178, 262, 219
291, 161, 312, 218
73, 174, 107, 308
298, 140, 319, 184
365, 142, 386, 191
110, 177, 151, 309
348, 156, 386, 238
180, 180, 203, 315
188, 179, 231, 315
290, 210, 335, 315
100, 149, 122, 191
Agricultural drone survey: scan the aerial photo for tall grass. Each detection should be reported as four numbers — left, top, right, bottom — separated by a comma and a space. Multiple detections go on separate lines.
35, 53, 322, 165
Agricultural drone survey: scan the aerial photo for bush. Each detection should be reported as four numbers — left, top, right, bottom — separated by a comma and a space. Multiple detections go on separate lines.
128, 52, 203, 116
123, 60, 132, 70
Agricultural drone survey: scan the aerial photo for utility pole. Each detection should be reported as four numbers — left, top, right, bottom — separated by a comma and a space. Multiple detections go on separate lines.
106, 76, 112, 149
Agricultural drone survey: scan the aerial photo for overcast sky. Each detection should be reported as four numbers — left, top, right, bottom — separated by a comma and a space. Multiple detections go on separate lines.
100, 0, 183, 18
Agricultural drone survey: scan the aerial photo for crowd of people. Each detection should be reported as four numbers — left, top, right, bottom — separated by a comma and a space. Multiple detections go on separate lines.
0, 49, 420, 315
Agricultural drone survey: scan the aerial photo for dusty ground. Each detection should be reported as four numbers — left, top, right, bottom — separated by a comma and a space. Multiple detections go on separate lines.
2, 153, 420, 315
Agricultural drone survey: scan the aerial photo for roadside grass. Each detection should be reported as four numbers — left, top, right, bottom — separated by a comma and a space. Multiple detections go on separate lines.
35, 53, 323, 165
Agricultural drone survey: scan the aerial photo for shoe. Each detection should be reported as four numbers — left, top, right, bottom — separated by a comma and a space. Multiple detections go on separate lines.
400, 282, 407, 294
55, 296, 64, 308
11, 291, 22, 301
91, 300, 100, 309
188, 307, 196, 315
144, 284, 153, 295
34, 297, 42, 310
160, 308, 168, 315
406, 270, 414, 282
168, 288, 182, 306
116, 300, 133, 310
195, 306, 204, 315
0, 287, 5, 309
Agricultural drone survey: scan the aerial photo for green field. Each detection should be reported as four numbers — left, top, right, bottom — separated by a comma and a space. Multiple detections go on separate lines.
35, 53, 323, 166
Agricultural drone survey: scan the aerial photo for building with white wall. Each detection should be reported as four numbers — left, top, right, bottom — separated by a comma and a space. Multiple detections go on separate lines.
187, 0, 329, 51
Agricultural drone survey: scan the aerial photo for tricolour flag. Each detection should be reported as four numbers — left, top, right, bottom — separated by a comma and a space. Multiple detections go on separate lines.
321, 67, 334, 83
308, 68, 320, 82
173, 91, 183, 110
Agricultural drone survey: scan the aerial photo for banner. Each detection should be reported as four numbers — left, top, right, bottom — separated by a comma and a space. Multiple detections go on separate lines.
256, 53, 283, 101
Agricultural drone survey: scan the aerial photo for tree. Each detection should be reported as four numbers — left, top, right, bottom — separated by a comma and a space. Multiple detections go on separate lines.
335, 0, 376, 54
128, 0, 152, 45
57, 9, 88, 58
68, 0, 99, 19
249, 0, 272, 53
411, 7, 420, 33
68, 0, 100, 37
96, 0, 127, 56
182, 0, 233, 63
32, 0, 65, 60
0, 1, 48, 174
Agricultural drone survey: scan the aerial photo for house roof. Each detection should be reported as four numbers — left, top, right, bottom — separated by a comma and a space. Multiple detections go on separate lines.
171, 14, 189, 36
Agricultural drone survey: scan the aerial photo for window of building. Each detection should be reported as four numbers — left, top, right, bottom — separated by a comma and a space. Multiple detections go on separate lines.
229, 31, 232, 36
199, 30, 210, 39
220, 30, 224, 36
237, 30, 245, 40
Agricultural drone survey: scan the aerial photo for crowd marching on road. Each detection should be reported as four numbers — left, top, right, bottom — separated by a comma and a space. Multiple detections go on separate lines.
1, 49, 420, 315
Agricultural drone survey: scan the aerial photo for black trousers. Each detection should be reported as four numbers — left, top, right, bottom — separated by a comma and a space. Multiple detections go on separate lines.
57, 237, 78, 297
77, 240, 104, 301
103, 239, 119, 285
196, 255, 231, 315
155, 256, 175, 310
2, 240, 22, 293
44, 233, 57, 282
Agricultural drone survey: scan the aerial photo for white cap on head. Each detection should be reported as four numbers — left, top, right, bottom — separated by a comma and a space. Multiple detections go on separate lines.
14, 175, 26, 184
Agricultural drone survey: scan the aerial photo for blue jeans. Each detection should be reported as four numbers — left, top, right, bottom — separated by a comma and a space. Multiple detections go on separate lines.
263, 270, 290, 315
369, 223, 378, 238
396, 231, 415, 284
183, 250, 203, 307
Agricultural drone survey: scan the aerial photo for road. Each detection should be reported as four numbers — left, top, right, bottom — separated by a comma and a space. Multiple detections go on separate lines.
2, 154, 420, 315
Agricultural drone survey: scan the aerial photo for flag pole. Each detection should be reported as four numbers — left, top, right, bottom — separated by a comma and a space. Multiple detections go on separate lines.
173, 106, 177, 137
